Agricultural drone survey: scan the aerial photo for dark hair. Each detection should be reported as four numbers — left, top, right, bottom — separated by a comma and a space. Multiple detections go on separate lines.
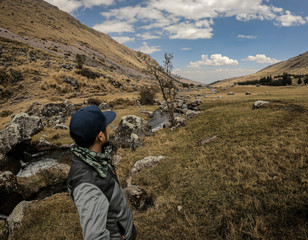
70, 131, 97, 148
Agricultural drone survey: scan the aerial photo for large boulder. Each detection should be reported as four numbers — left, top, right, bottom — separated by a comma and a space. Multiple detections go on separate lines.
0, 171, 23, 216
113, 115, 149, 149
17, 160, 69, 199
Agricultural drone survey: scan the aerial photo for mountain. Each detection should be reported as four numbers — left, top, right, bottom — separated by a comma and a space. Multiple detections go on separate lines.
211, 51, 308, 87
0, 0, 199, 103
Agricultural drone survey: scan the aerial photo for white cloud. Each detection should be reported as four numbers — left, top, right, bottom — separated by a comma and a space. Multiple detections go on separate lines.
45, 0, 114, 13
82, 0, 114, 8
182, 48, 192, 51
189, 54, 238, 68
93, 0, 307, 40
45, 0, 82, 13
242, 54, 280, 64
237, 34, 257, 39
135, 42, 161, 54
274, 11, 307, 27
111, 36, 135, 43
136, 33, 161, 40
93, 21, 134, 33
164, 21, 213, 39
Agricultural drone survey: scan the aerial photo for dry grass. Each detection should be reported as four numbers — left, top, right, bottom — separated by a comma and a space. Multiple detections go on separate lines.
12, 193, 82, 240
3, 86, 308, 240
115, 86, 308, 240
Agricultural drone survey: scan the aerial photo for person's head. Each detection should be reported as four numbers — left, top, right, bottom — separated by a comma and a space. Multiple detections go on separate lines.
69, 105, 116, 149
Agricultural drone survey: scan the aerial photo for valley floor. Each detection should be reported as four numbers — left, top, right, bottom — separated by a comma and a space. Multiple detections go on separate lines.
1, 85, 307, 239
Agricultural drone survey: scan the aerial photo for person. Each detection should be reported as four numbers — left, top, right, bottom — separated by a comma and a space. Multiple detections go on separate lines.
67, 105, 137, 240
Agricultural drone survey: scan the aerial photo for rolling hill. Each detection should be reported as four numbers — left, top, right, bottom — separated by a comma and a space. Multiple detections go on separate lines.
211, 51, 308, 87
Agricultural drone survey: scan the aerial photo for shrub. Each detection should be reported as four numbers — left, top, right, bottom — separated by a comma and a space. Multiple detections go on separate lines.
139, 86, 157, 105
87, 98, 101, 106
8, 69, 23, 83
76, 68, 100, 79
0, 110, 13, 117
75, 54, 85, 69
297, 78, 302, 85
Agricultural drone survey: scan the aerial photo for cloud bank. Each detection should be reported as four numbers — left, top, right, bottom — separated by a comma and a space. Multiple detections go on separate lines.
47, 0, 307, 40
242, 54, 280, 64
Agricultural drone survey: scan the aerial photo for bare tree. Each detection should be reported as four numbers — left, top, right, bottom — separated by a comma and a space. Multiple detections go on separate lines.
137, 51, 178, 126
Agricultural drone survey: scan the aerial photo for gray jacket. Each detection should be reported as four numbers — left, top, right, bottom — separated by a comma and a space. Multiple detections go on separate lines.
67, 155, 134, 240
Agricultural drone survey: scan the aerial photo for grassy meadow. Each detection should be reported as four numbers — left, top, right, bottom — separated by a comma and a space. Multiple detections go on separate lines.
3, 85, 308, 239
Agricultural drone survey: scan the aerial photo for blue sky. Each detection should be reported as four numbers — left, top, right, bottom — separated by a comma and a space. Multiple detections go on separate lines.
46, 0, 308, 84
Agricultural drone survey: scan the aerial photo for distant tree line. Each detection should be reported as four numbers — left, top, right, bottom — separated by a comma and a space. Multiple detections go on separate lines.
237, 73, 308, 86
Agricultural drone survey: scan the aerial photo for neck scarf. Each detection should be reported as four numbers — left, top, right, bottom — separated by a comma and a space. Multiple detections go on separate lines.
70, 143, 112, 178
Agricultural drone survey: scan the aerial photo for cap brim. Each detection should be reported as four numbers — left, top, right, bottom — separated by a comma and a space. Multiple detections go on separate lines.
102, 111, 116, 127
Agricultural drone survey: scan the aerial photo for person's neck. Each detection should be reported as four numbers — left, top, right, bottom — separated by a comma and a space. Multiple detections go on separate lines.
88, 143, 102, 153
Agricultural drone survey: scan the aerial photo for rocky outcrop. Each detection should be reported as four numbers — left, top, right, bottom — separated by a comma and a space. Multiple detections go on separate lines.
0, 113, 44, 172
25, 100, 75, 127
113, 115, 149, 149
0, 171, 23, 215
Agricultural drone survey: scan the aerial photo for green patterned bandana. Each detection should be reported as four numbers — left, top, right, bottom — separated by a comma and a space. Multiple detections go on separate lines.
70, 143, 112, 178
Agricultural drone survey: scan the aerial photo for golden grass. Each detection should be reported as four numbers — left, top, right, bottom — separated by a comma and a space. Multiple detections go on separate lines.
115, 86, 308, 240
2, 86, 308, 240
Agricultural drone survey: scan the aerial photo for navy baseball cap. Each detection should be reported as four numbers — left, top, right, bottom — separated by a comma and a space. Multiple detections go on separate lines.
69, 105, 116, 147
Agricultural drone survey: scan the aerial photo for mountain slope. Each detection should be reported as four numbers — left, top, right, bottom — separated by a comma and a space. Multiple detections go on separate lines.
212, 51, 308, 87
0, 0, 145, 73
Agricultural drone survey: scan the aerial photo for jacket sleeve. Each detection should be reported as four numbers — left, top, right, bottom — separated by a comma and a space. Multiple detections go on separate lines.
73, 182, 110, 240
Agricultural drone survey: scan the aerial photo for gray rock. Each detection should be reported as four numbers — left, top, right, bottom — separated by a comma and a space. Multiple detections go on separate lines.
99, 102, 111, 110
7, 201, 29, 239
113, 115, 149, 149
11, 113, 43, 137
246, 92, 252, 95
173, 116, 186, 129
41, 100, 75, 118
35, 137, 53, 151
131, 156, 165, 176
54, 124, 69, 130
227, 92, 234, 95
124, 185, 150, 210
0, 171, 23, 216
187, 99, 203, 110
185, 110, 200, 119
25, 102, 42, 116
253, 100, 270, 109
147, 110, 170, 133
0, 113, 44, 160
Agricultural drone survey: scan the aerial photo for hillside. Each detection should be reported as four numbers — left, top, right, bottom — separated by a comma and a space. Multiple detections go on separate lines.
0, 0, 200, 105
212, 51, 308, 87
0, 0, 146, 73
